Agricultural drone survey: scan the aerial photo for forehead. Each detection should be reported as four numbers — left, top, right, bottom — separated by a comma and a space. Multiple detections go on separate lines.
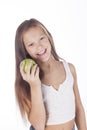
23, 26, 45, 38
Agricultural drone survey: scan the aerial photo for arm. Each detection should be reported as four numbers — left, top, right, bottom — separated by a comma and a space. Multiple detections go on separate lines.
29, 85, 46, 130
20, 61, 46, 130
69, 63, 87, 130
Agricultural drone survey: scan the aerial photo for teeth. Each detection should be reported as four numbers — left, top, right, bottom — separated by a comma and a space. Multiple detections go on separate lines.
38, 50, 45, 55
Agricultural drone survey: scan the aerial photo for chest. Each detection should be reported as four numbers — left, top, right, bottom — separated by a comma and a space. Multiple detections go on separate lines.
41, 65, 66, 89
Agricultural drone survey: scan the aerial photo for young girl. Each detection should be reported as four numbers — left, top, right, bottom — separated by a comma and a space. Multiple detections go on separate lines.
15, 18, 87, 130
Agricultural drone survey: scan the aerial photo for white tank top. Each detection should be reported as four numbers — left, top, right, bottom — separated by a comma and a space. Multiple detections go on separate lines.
41, 60, 75, 125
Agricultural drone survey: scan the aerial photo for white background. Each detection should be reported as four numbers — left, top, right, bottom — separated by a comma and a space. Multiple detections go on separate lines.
0, 0, 87, 130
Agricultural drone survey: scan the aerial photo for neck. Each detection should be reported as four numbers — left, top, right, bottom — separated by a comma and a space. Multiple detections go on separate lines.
38, 57, 58, 75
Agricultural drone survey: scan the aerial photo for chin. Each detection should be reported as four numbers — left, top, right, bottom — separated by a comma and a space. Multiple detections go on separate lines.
39, 55, 51, 63
36, 48, 51, 63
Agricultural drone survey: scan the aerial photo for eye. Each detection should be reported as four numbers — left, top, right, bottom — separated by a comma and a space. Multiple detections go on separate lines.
28, 43, 34, 47
40, 36, 45, 40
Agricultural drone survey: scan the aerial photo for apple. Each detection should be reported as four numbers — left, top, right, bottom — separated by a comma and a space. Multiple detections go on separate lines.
20, 58, 36, 73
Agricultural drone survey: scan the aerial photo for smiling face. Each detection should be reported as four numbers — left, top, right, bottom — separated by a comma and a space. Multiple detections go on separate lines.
23, 26, 51, 63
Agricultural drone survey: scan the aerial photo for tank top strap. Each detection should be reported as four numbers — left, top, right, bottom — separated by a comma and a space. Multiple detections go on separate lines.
62, 60, 72, 76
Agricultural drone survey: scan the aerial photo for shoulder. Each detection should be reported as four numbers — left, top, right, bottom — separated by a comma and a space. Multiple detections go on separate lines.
61, 59, 77, 77
68, 62, 77, 79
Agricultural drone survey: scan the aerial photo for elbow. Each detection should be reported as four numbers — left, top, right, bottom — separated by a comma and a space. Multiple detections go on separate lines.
29, 115, 46, 130
76, 104, 85, 114
31, 125, 45, 130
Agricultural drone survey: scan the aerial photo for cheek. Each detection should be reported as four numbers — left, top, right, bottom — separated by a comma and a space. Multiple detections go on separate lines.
44, 40, 51, 47
47, 42, 51, 50
48, 45, 52, 55
27, 48, 37, 57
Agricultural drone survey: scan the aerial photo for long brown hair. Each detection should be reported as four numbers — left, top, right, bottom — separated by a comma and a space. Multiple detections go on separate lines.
15, 18, 60, 121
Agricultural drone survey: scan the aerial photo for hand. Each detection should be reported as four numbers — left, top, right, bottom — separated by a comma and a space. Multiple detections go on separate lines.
20, 60, 41, 87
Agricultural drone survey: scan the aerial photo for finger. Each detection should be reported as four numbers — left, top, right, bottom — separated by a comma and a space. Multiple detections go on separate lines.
35, 65, 40, 77
31, 64, 38, 77
26, 60, 32, 75
19, 62, 26, 80
20, 60, 24, 67
20, 61, 25, 75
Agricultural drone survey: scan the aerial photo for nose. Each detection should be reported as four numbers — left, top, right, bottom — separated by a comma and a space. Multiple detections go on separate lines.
37, 43, 43, 51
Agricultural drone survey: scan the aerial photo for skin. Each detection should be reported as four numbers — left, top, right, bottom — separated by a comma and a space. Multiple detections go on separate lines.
20, 26, 87, 130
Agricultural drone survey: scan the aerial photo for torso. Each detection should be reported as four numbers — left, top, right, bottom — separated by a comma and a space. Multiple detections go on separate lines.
41, 60, 75, 130
45, 118, 75, 130
41, 60, 66, 90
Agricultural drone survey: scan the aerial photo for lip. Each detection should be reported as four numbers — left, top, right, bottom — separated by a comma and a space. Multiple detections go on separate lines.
37, 49, 47, 56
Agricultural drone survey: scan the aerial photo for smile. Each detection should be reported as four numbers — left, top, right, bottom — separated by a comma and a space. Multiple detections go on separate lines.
37, 49, 47, 56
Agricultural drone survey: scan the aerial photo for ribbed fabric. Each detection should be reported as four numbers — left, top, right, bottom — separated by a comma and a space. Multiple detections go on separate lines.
41, 60, 75, 125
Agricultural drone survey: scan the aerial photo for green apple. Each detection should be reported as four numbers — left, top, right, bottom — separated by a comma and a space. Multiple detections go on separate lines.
20, 58, 36, 73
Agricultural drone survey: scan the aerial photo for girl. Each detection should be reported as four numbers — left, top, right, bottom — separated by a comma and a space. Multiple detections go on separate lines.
15, 18, 87, 130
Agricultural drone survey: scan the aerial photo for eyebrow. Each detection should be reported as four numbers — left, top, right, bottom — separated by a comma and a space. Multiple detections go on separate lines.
25, 33, 46, 45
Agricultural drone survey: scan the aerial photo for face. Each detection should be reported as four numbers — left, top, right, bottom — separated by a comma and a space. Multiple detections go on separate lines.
23, 26, 51, 63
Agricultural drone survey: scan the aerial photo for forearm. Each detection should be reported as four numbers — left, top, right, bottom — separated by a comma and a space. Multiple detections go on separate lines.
75, 105, 87, 130
29, 85, 46, 130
